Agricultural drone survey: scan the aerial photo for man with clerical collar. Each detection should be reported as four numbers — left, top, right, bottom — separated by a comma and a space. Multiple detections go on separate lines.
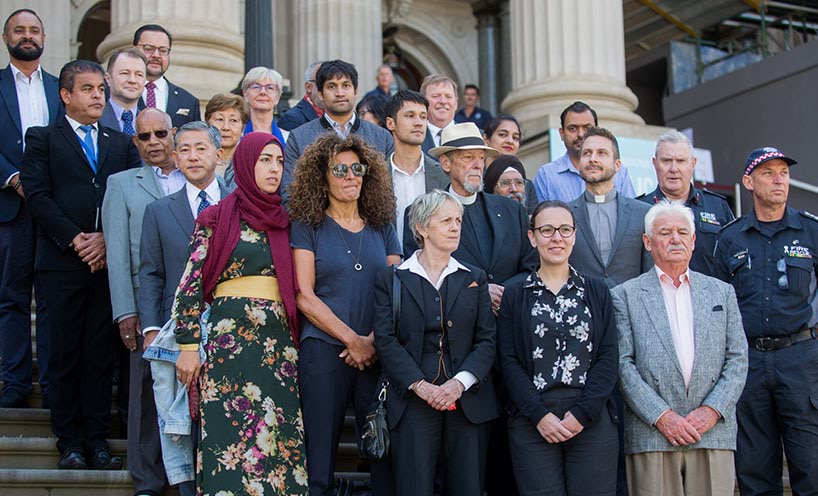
637, 130, 733, 276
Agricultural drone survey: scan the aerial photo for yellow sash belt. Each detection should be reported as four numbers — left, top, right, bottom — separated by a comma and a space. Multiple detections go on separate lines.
214, 276, 281, 301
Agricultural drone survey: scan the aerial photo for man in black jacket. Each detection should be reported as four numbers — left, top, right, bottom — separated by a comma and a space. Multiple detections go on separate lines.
277, 60, 323, 131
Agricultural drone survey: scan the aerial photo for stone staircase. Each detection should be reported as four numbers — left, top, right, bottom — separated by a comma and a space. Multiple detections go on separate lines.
0, 354, 369, 494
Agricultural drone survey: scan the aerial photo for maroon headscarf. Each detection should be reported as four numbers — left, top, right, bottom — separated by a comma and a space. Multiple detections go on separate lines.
197, 132, 300, 345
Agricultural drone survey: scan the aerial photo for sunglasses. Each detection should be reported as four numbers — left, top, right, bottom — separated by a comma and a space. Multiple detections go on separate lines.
136, 129, 170, 141
330, 163, 368, 178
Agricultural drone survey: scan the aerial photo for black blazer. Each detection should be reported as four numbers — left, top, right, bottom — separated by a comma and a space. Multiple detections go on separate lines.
138, 78, 200, 128
373, 263, 500, 429
404, 192, 537, 285
0, 64, 63, 222
497, 271, 619, 427
21, 117, 141, 271
277, 98, 318, 131
421, 128, 436, 155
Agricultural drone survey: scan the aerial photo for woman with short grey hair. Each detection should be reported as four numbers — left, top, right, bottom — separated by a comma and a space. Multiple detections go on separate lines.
373, 189, 499, 496
240, 66, 286, 144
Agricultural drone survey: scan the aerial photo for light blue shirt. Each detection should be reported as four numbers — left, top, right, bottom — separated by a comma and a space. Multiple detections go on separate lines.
534, 152, 636, 203
107, 99, 138, 133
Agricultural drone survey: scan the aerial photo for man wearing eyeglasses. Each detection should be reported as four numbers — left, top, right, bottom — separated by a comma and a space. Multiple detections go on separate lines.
102, 107, 181, 494
133, 24, 200, 128
713, 147, 818, 496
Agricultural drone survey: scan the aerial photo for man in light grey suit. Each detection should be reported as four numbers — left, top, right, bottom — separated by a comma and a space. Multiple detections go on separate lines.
384, 89, 449, 246
102, 108, 182, 495
568, 127, 652, 288
100, 48, 146, 134
612, 201, 747, 495
137, 121, 230, 496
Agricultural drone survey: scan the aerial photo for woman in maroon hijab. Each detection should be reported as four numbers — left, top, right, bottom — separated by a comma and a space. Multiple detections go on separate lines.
174, 132, 308, 494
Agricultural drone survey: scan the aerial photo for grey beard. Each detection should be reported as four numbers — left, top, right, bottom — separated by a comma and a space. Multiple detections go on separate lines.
464, 180, 484, 194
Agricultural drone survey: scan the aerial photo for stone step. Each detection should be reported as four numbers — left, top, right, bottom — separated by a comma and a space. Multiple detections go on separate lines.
0, 408, 122, 438
0, 382, 122, 412
0, 468, 134, 496
0, 437, 127, 470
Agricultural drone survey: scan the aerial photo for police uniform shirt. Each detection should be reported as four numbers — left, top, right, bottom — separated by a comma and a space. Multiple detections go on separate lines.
713, 207, 818, 339
638, 185, 734, 276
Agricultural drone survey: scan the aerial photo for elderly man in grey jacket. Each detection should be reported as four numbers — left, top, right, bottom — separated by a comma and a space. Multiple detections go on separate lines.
612, 201, 747, 495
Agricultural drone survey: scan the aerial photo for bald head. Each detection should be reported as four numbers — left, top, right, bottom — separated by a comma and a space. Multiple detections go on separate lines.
133, 108, 175, 170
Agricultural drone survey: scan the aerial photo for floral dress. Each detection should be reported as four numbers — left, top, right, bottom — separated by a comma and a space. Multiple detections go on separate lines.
173, 221, 308, 496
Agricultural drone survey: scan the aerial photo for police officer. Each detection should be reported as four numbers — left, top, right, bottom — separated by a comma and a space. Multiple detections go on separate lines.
713, 146, 818, 496
637, 130, 733, 275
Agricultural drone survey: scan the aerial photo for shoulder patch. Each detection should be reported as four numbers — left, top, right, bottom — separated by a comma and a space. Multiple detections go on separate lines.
701, 188, 728, 200
800, 211, 818, 223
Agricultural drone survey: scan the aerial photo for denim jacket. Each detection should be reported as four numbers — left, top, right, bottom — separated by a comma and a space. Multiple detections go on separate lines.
143, 312, 207, 485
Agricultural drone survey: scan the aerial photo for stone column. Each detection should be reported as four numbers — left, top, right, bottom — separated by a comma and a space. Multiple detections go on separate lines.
504, 0, 645, 138
474, 2, 499, 115
291, 0, 382, 97
96, 0, 245, 102
245, 0, 274, 72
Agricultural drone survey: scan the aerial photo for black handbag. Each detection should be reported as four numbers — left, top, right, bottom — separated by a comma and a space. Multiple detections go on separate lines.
360, 267, 400, 461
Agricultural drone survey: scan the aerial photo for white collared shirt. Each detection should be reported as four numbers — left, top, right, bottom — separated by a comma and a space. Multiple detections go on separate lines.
143, 76, 168, 112
65, 115, 98, 153
10, 63, 48, 147
391, 153, 427, 246
152, 166, 186, 196
656, 266, 695, 388
398, 251, 478, 391
426, 120, 452, 147
185, 178, 221, 219
324, 112, 356, 139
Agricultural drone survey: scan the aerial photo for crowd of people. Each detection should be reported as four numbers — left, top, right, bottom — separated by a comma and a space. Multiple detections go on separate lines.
1, 7, 817, 496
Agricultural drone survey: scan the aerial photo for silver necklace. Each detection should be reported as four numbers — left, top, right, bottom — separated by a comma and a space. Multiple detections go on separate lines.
333, 219, 364, 271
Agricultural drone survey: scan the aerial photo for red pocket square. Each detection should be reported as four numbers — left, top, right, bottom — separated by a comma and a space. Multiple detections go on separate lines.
468, 281, 478, 288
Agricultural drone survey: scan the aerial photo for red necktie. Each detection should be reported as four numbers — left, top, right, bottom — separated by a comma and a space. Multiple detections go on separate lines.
146, 81, 157, 108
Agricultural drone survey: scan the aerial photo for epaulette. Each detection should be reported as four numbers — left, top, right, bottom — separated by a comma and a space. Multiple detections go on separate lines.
700, 188, 728, 200
719, 216, 742, 232
800, 211, 818, 223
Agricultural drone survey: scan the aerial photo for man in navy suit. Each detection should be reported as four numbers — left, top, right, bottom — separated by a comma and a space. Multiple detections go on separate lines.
99, 48, 146, 134
133, 24, 200, 128
21, 59, 141, 470
277, 60, 323, 132
0, 8, 62, 409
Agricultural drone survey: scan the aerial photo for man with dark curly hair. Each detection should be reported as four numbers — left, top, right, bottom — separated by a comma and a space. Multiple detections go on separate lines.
288, 133, 400, 496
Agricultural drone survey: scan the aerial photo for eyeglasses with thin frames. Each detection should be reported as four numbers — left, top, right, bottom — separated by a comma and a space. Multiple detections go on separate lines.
248, 83, 279, 93
533, 224, 576, 238
137, 44, 171, 56
330, 163, 368, 178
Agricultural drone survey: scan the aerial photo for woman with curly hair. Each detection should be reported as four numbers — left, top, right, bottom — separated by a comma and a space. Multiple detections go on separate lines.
289, 133, 400, 495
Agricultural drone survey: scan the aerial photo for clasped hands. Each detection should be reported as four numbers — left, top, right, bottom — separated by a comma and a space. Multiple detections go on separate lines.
655, 406, 719, 447
339, 332, 378, 371
413, 378, 463, 411
537, 411, 584, 444
72, 232, 106, 272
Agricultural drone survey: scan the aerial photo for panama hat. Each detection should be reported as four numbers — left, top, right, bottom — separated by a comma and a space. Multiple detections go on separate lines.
428, 122, 500, 159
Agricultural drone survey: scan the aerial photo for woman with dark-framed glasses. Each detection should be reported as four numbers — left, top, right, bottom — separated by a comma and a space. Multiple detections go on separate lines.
289, 133, 401, 495
497, 200, 619, 496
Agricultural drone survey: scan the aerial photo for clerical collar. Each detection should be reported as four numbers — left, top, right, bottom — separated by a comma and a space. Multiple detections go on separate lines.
448, 186, 478, 205
583, 189, 617, 204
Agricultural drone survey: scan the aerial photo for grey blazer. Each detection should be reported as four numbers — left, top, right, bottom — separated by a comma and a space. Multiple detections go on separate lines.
102, 165, 164, 322
568, 194, 653, 288
137, 183, 230, 330
386, 152, 449, 192
611, 270, 748, 455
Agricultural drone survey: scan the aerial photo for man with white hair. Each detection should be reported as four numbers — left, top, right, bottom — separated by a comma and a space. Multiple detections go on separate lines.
637, 130, 734, 275
612, 201, 748, 495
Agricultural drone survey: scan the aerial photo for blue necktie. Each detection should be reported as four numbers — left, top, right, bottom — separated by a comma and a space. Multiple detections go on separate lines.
197, 190, 211, 216
78, 125, 98, 173
121, 110, 135, 135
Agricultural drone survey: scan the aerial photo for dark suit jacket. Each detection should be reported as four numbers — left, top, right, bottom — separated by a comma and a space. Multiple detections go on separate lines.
99, 101, 140, 133
568, 194, 653, 288
277, 98, 318, 131
138, 78, 200, 129
373, 263, 499, 428
497, 271, 618, 427
421, 129, 436, 156
404, 192, 537, 285
137, 183, 230, 329
0, 64, 63, 222
21, 117, 141, 271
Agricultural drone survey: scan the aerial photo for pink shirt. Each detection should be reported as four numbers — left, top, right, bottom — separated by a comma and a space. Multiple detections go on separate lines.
656, 266, 695, 388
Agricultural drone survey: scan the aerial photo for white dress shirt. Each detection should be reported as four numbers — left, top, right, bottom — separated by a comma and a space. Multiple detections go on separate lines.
64, 115, 98, 155
391, 153, 427, 246
185, 178, 222, 219
398, 251, 478, 391
656, 266, 695, 388
143, 76, 169, 112
4, 63, 48, 186
153, 166, 186, 196
426, 120, 452, 147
